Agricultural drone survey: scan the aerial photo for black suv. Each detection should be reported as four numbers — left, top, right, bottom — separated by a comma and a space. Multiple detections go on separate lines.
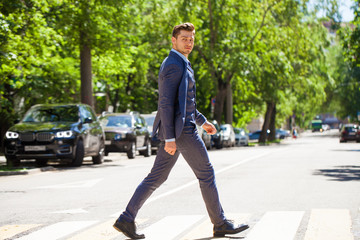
99, 112, 151, 159
4, 103, 105, 167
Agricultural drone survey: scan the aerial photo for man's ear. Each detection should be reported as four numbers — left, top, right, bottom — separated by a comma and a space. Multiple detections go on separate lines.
171, 36, 176, 45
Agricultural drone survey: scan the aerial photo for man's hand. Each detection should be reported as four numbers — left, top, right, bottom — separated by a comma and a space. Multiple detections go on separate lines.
202, 121, 217, 135
165, 141, 177, 155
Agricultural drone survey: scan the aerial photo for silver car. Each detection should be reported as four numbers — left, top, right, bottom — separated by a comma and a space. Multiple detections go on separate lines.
220, 124, 236, 147
234, 127, 249, 146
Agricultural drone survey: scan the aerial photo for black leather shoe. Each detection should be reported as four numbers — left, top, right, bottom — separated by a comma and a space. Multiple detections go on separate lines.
213, 219, 249, 237
113, 218, 145, 239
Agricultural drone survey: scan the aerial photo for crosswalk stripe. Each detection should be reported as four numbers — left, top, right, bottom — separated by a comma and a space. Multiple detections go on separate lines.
304, 209, 354, 240
0, 224, 41, 240
65, 219, 119, 240
245, 211, 304, 240
180, 213, 250, 239
16, 221, 98, 240
1, 209, 356, 240
142, 215, 204, 240
66, 218, 148, 240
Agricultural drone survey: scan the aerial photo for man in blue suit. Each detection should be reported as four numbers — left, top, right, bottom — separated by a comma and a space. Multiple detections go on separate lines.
113, 22, 249, 239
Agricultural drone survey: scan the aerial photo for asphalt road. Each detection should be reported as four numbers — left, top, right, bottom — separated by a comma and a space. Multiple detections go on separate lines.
0, 129, 359, 240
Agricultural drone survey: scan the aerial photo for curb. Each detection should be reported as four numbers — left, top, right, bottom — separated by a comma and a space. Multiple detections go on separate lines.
0, 166, 56, 176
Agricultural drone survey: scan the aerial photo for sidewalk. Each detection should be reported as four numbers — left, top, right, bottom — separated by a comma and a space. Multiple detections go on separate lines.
0, 155, 55, 176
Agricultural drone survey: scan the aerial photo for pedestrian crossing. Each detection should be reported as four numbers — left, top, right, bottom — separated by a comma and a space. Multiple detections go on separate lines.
0, 209, 355, 240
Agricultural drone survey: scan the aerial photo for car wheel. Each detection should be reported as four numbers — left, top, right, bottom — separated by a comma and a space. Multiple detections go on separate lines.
6, 155, 20, 167
127, 142, 136, 159
92, 141, 104, 164
143, 140, 152, 157
72, 139, 84, 167
35, 159, 48, 166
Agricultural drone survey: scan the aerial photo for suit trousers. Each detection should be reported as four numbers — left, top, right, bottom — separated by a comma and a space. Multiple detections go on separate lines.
119, 125, 226, 226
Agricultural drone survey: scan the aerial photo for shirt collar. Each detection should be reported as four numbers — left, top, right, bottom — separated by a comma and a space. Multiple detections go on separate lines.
171, 49, 190, 65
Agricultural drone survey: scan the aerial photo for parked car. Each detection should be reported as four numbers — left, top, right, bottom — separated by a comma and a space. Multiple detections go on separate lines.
276, 129, 291, 139
249, 129, 269, 141
234, 128, 249, 146
4, 103, 105, 167
211, 120, 224, 149
220, 124, 236, 147
249, 130, 262, 141
141, 113, 160, 154
249, 129, 280, 141
340, 124, 360, 143
99, 112, 151, 159
196, 125, 212, 150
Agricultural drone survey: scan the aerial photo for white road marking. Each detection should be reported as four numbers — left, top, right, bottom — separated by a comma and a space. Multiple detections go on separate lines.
0, 224, 41, 240
17, 221, 97, 240
51, 208, 88, 214
180, 213, 250, 239
245, 211, 304, 240
142, 215, 204, 240
35, 178, 103, 189
66, 218, 148, 240
304, 209, 354, 240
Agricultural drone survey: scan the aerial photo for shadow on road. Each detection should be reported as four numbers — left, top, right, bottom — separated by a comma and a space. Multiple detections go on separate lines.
332, 149, 360, 152
313, 165, 360, 181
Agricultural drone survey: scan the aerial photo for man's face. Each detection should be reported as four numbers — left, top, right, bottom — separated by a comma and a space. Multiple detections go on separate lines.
172, 30, 195, 57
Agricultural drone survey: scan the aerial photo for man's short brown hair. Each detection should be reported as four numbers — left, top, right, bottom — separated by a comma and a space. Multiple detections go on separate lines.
172, 22, 195, 38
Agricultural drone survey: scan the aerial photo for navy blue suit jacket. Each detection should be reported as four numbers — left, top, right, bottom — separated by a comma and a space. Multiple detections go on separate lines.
152, 51, 206, 140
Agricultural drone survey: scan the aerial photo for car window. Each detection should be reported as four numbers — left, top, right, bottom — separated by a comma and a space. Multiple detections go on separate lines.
344, 126, 358, 132
144, 116, 155, 127
101, 116, 132, 128
22, 106, 79, 123
85, 106, 97, 120
79, 106, 95, 122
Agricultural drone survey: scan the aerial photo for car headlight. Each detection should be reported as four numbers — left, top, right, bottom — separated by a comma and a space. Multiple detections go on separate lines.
56, 130, 73, 138
6, 131, 19, 139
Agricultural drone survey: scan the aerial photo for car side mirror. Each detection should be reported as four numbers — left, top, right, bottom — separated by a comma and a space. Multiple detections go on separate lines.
84, 117, 93, 124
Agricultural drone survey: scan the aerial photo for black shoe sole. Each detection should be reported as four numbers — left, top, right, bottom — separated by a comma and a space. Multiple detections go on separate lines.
213, 224, 249, 237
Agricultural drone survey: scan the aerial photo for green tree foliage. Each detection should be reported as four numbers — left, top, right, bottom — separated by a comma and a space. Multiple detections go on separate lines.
0, 0, 350, 148
338, 0, 360, 121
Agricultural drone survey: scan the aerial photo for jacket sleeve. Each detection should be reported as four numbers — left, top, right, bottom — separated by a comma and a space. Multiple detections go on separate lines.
158, 63, 182, 140
195, 109, 207, 126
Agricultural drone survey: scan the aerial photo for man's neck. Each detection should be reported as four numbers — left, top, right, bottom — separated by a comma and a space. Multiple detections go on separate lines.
171, 49, 189, 62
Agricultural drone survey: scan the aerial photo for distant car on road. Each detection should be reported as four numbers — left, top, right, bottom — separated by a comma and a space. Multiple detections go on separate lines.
4, 103, 105, 167
141, 113, 160, 154
339, 124, 359, 143
99, 112, 151, 159
234, 127, 249, 146
220, 124, 236, 147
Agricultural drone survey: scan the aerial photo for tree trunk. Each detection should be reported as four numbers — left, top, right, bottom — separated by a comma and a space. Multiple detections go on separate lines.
214, 80, 227, 123
268, 103, 277, 141
80, 34, 93, 107
226, 83, 233, 124
259, 101, 275, 143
